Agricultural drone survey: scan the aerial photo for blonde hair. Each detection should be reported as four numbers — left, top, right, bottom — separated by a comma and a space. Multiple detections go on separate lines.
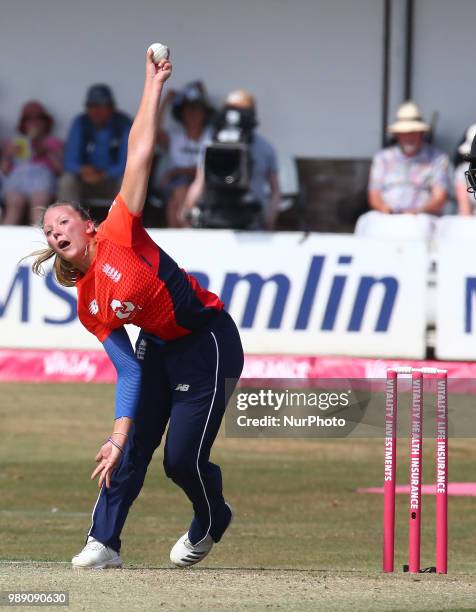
26, 201, 94, 288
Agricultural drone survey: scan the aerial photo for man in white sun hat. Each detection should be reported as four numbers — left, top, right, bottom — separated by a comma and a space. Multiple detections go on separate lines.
454, 123, 476, 215
367, 101, 450, 215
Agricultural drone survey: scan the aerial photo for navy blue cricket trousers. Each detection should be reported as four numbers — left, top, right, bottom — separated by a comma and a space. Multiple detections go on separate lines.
88, 310, 244, 552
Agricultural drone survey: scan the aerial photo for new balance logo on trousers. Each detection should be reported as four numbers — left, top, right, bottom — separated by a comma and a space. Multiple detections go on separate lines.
175, 384, 190, 391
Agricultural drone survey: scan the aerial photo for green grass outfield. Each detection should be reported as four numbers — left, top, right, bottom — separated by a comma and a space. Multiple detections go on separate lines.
0, 383, 475, 611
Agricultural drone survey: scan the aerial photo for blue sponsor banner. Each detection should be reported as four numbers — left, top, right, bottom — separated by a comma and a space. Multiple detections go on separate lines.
0, 228, 427, 357
437, 238, 476, 359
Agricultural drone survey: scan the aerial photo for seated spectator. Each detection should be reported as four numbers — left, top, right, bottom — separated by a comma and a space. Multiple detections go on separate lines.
58, 84, 131, 211
368, 101, 450, 215
0, 101, 62, 225
155, 81, 214, 227
454, 124, 476, 216
183, 90, 281, 230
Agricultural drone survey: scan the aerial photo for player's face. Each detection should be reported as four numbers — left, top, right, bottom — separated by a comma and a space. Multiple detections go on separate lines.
396, 132, 424, 157
43, 205, 94, 264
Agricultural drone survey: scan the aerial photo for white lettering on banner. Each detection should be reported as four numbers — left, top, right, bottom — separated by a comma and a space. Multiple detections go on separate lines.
365, 360, 393, 378
242, 359, 312, 378
384, 437, 394, 482
410, 456, 421, 510
43, 352, 97, 381
0, 227, 428, 356
436, 441, 447, 493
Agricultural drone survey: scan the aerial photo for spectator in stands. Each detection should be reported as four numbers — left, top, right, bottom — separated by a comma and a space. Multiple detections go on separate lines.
454, 124, 476, 216
58, 84, 131, 205
0, 101, 62, 225
183, 89, 281, 230
154, 81, 214, 227
368, 101, 450, 215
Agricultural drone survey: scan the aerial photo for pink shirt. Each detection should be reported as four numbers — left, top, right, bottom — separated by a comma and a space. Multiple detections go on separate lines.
6, 135, 63, 174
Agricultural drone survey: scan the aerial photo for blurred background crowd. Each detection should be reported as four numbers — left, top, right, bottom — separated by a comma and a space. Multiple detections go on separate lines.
0, 80, 282, 231
3, 0, 476, 236
1, 85, 475, 233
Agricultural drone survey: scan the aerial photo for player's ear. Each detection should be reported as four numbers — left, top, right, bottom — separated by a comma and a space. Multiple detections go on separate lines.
85, 220, 95, 234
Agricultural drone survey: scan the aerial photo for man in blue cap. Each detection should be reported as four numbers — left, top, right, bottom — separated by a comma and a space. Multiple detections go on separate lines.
58, 84, 132, 212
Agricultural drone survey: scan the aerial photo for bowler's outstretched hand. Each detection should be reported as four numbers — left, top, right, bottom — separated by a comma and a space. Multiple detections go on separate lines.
91, 440, 122, 489
145, 50, 172, 85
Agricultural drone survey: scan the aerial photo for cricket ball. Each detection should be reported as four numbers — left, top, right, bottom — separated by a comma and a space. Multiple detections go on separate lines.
148, 43, 170, 64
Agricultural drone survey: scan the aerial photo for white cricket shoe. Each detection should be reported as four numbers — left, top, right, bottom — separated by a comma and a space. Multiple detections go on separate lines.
170, 503, 233, 568
170, 533, 214, 568
72, 536, 123, 569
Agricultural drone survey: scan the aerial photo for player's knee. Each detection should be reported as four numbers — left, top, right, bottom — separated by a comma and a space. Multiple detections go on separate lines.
163, 451, 196, 482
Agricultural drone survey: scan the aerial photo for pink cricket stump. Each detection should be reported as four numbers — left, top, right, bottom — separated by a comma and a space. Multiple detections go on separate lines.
408, 370, 423, 573
435, 372, 448, 574
383, 369, 398, 572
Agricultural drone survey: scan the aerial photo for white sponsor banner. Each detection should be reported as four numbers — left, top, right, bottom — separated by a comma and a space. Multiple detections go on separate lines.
436, 240, 476, 360
0, 227, 428, 358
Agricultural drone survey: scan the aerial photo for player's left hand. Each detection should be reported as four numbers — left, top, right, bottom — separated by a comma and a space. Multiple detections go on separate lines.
91, 440, 123, 489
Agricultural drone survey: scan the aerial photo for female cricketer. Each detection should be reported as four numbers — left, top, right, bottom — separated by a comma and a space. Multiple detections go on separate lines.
30, 49, 244, 569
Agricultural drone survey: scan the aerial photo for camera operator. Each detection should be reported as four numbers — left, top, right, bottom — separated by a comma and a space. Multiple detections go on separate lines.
183, 90, 281, 230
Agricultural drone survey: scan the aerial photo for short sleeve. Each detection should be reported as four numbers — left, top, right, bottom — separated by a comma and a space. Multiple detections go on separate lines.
431, 153, 451, 192
368, 151, 385, 191
97, 193, 143, 247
